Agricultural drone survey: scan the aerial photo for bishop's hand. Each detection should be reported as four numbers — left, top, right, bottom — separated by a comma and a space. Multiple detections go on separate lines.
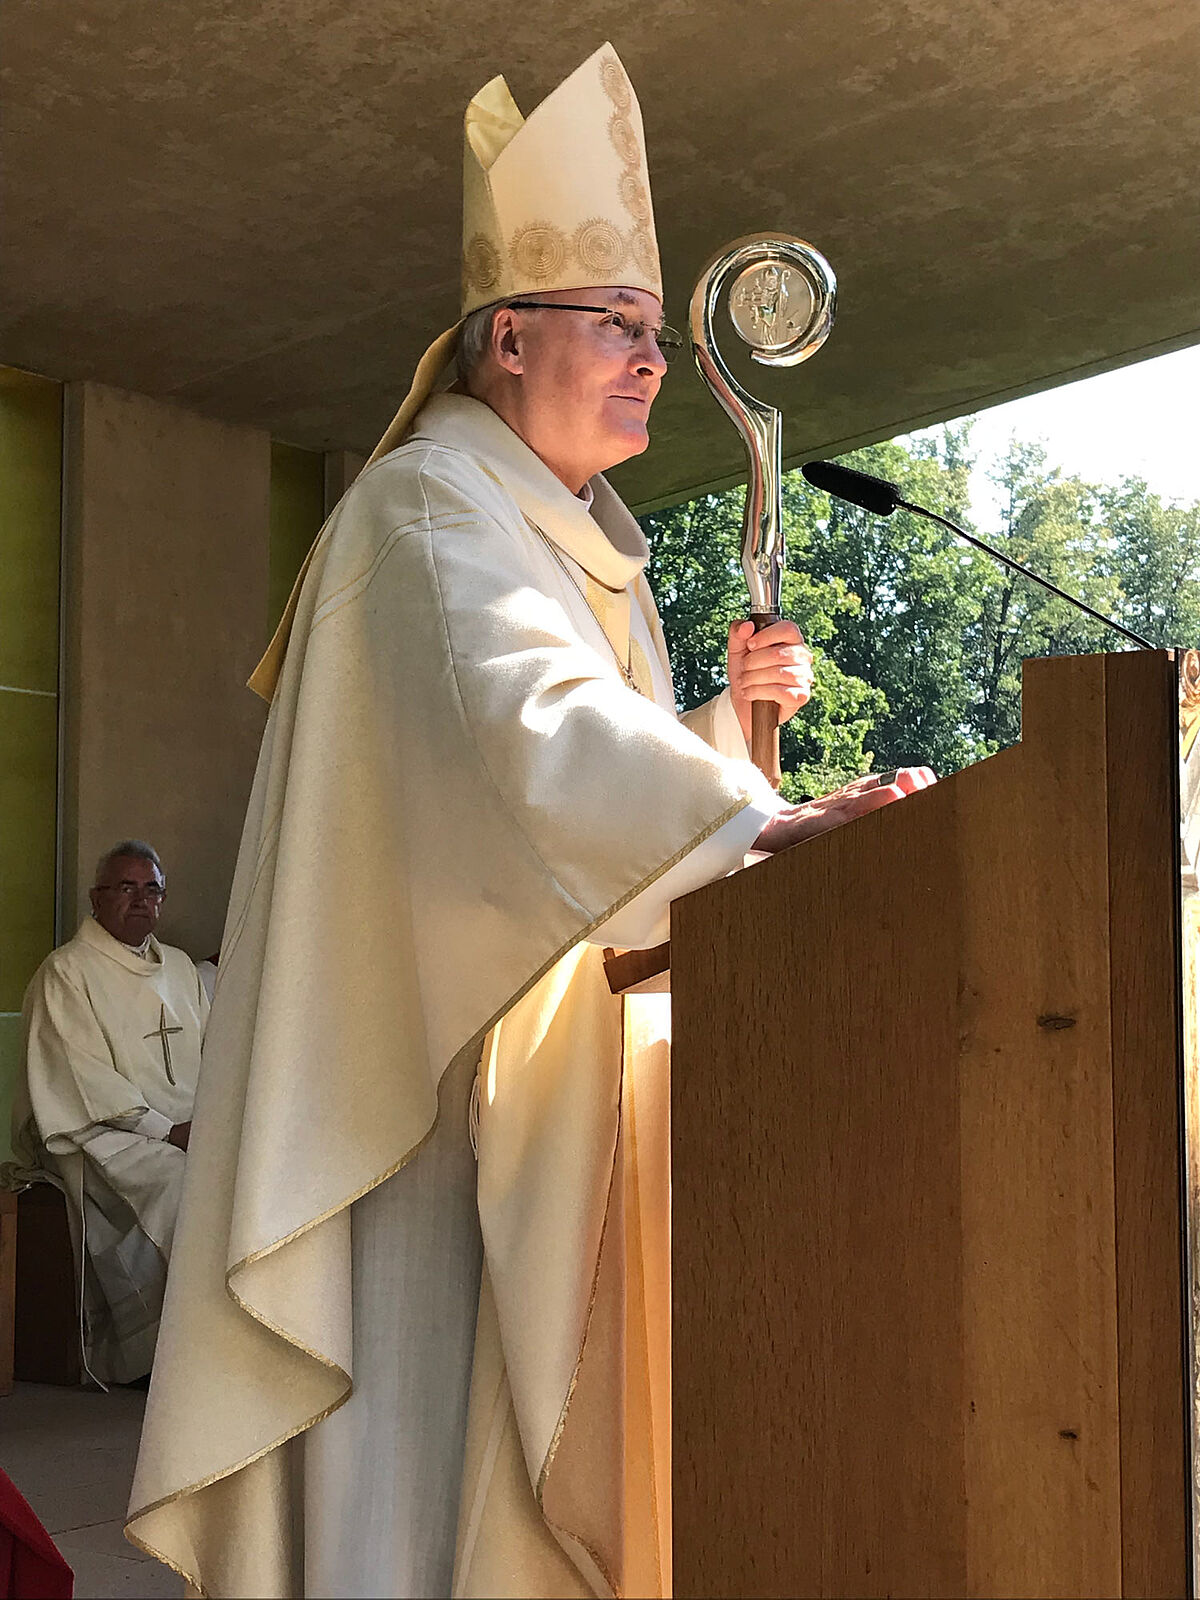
728, 618, 814, 744
753, 766, 937, 853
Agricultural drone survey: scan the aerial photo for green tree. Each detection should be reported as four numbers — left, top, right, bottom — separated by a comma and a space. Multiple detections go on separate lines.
960, 441, 1123, 749
641, 488, 887, 798
1099, 477, 1200, 649
645, 417, 1200, 796
784, 426, 996, 775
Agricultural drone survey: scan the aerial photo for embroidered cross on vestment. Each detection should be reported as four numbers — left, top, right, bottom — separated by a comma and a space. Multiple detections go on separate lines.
144, 1004, 183, 1085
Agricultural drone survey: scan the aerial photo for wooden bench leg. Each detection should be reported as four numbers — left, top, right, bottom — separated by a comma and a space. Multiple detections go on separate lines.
14, 1184, 81, 1386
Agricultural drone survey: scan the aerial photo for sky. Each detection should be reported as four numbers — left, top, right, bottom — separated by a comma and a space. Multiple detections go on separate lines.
903, 341, 1200, 532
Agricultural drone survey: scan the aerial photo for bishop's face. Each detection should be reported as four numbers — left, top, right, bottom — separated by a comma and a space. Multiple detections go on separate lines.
498, 285, 669, 492
90, 855, 166, 946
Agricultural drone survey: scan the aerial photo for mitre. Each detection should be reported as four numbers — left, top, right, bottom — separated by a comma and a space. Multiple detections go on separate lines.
366, 41, 663, 464
249, 43, 660, 700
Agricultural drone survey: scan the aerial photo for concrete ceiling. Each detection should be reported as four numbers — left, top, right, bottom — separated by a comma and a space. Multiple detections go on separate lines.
3, 0, 1199, 510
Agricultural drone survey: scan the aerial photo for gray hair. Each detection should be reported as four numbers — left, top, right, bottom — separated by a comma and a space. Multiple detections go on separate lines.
94, 839, 164, 887
456, 295, 541, 384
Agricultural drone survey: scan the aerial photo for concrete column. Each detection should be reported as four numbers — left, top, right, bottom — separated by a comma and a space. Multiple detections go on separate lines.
323, 449, 366, 516
60, 382, 270, 957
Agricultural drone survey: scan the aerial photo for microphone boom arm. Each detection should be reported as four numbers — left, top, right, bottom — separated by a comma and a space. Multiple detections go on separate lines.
897, 499, 1155, 651
800, 459, 1154, 652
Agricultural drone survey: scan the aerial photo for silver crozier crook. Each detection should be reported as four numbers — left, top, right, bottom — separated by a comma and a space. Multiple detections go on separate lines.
689, 233, 837, 786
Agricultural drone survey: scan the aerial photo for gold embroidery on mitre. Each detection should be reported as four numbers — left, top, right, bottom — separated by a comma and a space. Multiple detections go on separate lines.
464, 233, 502, 295
599, 55, 633, 113
618, 171, 652, 227
607, 113, 641, 169
630, 227, 659, 278
574, 218, 629, 277
510, 222, 569, 285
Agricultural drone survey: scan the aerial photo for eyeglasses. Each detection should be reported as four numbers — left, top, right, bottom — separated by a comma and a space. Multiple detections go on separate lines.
507, 301, 684, 363
96, 882, 166, 901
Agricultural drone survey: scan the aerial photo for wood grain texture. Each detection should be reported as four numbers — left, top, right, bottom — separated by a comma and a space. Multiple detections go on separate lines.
672, 729, 969, 1598
956, 656, 1120, 1598
1104, 651, 1189, 1599
604, 942, 670, 995
670, 650, 1187, 1599
750, 701, 781, 789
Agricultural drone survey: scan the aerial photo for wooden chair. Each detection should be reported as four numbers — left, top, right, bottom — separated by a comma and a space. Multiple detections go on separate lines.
12, 1184, 82, 1387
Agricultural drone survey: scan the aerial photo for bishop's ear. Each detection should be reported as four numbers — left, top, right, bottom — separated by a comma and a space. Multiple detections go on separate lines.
490, 307, 527, 376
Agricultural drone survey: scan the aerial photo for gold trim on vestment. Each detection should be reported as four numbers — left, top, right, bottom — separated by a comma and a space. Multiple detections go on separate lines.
214, 811, 283, 977
133, 449, 753, 1587
623, 1020, 665, 1597
534, 1012, 622, 1511
310, 510, 479, 634
534, 1007, 625, 1599
528, 520, 649, 696
248, 330, 465, 700
227, 1080, 450, 1276
123, 1374, 351, 1595
123, 1527, 208, 1594
528, 993, 666, 1597
220, 794, 749, 1276
124, 794, 752, 1580
122, 1069, 464, 1594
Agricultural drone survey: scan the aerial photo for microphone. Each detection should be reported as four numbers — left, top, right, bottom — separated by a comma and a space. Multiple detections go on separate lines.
800, 459, 1155, 650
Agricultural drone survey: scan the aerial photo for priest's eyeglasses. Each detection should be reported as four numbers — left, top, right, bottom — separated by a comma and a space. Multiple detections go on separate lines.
97, 881, 166, 901
507, 302, 684, 362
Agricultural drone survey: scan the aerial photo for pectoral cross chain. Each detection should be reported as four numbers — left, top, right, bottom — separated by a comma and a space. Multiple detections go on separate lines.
144, 1004, 183, 1085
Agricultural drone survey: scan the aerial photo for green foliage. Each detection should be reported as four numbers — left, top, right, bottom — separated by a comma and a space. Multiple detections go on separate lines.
785, 427, 997, 775
1099, 478, 1200, 649
641, 416, 1200, 791
642, 490, 887, 795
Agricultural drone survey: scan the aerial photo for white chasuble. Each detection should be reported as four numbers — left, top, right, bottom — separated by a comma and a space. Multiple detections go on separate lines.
17, 918, 206, 1383
127, 395, 777, 1598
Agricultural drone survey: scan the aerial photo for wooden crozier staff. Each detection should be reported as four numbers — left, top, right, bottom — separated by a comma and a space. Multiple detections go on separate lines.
604, 234, 837, 995
689, 233, 837, 785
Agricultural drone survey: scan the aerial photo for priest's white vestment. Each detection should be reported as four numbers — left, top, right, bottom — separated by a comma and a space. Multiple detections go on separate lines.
17, 917, 206, 1383
127, 394, 779, 1598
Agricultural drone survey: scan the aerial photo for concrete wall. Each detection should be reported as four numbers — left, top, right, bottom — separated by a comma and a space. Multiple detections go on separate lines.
267, 444, 365, 636
324, 450, 366, 516
0, 368, 62, 1163
59, 382, 271, 958
268, 441, 325, 636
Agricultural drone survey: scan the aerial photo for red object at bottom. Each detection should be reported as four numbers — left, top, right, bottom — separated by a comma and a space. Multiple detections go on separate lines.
0, 1468, 73, 1599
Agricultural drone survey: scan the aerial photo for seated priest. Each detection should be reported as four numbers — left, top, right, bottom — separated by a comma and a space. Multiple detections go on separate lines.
15, 840, 206, 1385
127, 43, 932, 1600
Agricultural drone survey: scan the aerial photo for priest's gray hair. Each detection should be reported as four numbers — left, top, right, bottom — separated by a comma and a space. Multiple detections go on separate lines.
456, 298, 512, 383
456, 295, 549, 383
94, 839, 164, 886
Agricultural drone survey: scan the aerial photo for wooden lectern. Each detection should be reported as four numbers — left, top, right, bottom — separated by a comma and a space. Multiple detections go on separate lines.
668, 650, 1195, 1599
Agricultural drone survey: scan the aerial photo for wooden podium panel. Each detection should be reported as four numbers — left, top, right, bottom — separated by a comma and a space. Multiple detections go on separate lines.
670, 651, 1189, 1599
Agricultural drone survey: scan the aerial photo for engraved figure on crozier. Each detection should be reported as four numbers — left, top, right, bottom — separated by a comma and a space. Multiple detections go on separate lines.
731, 264, 789, 348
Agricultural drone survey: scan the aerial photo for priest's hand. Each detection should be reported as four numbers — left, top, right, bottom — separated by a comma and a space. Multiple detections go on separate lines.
168, 1121, 191, 1151
728, 619, 814, 744
753, 767, 937, 853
